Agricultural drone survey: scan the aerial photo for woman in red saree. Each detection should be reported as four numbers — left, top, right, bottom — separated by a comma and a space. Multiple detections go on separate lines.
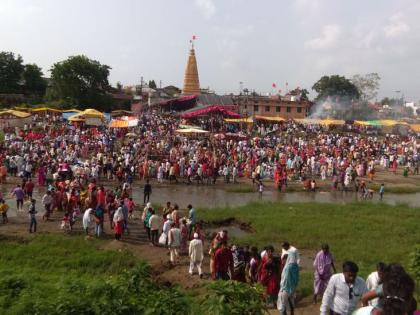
258, 246, 280, 307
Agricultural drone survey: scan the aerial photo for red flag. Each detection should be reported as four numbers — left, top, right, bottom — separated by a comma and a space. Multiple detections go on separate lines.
272, 83, 277, 88
192, 35, 197, 40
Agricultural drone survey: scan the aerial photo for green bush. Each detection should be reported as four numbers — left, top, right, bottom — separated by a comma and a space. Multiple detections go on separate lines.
202, 281, 267, 315
0, 235, 192, 315
409, 246, 420, 299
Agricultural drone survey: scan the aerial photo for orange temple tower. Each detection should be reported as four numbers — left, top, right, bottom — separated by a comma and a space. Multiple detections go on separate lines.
182, 41, 200, 95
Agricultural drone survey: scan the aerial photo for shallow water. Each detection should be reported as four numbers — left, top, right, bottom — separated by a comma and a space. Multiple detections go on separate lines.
1, 183, 419, 218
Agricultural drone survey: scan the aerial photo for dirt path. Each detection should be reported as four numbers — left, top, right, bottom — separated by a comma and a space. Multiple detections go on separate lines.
0, 212, 323, 314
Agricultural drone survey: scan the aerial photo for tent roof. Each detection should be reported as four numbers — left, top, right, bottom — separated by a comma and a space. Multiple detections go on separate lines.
32, 107, 62, 113
255, 115, 285, 122
410, 124, 420, 132
175, 128, 209, 134
0, 110, 31, 118
224, 117, 254, 123
83, 108, 105, 118
180, 105, 240, 119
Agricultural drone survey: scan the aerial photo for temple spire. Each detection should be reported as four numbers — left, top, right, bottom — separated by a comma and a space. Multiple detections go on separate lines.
182, 40, 200, 95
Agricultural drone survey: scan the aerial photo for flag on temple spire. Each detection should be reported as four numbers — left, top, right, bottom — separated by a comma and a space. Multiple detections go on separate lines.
272, 83, 277, 88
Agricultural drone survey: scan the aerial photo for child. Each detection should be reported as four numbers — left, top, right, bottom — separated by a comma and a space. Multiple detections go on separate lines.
61, 212, 71, 231
258, 181, 264, 198
28, 199, 37, 233
379, 183, 385, 200
0, 199, 9, 224
127, 197, 135, 220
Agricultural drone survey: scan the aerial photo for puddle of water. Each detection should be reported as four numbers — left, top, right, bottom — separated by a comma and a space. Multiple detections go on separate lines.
2, 183, 419, 218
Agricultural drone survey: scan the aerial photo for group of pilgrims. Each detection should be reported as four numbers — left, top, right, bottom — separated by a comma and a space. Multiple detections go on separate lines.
0, 109, 419, 315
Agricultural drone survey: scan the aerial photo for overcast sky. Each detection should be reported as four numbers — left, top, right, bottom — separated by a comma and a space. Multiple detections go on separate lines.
1, 0, 419, 101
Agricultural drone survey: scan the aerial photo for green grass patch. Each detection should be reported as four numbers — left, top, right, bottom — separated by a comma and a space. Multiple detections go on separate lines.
0, 234, 193, 314
199, 201, 420, 297
369, 184, 420, 194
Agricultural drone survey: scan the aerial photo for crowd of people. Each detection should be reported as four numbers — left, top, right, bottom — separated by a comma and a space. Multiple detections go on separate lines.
0, 111, 419, 196
0, 110, 419, 315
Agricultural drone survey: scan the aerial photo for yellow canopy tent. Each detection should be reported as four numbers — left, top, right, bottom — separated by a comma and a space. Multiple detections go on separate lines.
295, 118, 322, 125
410, 124, 420, 132
224, 117, 254, 123
175, 128, 209, 134
0, 110, 31, 118
32, 107, 63, 113
320, 119, 345, 125
254, 115, 285, 122
68, 109, 105, 122
82, 108, 105, 119
67, 114, 85, 122
354, 120, 371, 126
379, 120, 408, 126
12, 106, 32, 112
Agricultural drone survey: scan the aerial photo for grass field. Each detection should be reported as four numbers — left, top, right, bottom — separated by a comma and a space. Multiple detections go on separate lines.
199, 201, 420, 297
0, 234, 196, 315
0, 234, 267, 315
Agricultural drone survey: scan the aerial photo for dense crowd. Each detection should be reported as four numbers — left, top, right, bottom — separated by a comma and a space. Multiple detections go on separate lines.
0, 111, 419, 315
0, 111, 419, 194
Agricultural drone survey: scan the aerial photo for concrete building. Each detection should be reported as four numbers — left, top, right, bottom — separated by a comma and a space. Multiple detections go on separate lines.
234, 94, 312, 119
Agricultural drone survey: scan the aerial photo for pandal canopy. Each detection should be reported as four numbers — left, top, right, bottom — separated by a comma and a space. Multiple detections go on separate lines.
254, 115, 285, 122
175, 128, 209, 134
68, 108, 105, 121
410, 124, 420, 132
0, 110, 31, 118
224, 117, 254, 123
31, 107, 63, 113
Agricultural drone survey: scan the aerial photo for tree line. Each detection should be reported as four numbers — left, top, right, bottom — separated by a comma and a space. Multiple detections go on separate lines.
0, 50, 415, 117
0, 52, 117, 110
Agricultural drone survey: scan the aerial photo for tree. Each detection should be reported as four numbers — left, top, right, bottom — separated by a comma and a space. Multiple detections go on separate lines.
148, 80, 157, 89
23, 64, 47, 96
289, 87, 309, 100
312, 75, 360, 102
0, 52, 24, 94
116, 81, 123, 92
49, 55, 112, 108
351, 73, 380, 101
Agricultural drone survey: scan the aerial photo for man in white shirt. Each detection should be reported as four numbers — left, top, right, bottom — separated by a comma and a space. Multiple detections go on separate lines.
189, 233, 204, 277
320, 261, 367, 315
281, 242, 300, 266
148, 210, 160, 246
365, 262, 386, 306
41, 191, 53, 221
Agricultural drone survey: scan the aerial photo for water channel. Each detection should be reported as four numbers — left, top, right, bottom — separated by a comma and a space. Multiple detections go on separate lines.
2, 183, 419, 218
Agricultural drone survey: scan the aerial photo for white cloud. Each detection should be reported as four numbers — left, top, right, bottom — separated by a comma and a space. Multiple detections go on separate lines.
305, 24, 341, 50
384, 13, 410, 38
195, 0, 215, 19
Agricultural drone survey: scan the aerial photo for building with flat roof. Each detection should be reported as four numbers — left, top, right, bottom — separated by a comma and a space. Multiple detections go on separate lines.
234, 94, 312, 119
